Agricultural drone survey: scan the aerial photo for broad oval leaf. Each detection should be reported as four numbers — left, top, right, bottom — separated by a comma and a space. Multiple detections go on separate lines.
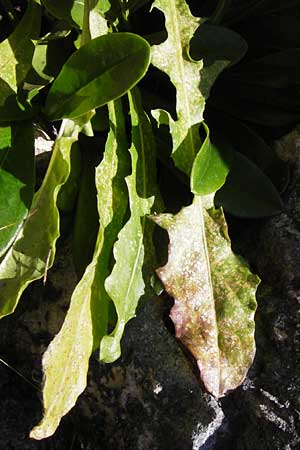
45, 33, 151, 120
215, 152, 283, 218
0, 122, 35, 258
152, 196, 259, 398
191, 123, 232, 195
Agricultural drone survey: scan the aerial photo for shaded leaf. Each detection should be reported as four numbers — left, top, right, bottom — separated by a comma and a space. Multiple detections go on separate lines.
0, 117, 91, 319
72, 137, 102, 278
215, 152, 283, 218
206, 110, 284, 186
30, 99, 129, 439
41, 0, 98, 28
152, 196, 259, 397
100, 88, 156, 362
45, 33, 151, 120
190, 23, 247, 67
0, 122, 35, 258
191, 123, 232, 195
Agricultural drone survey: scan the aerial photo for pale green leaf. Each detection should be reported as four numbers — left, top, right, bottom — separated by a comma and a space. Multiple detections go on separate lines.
0, 117, 91, 319
100, 88, 156, 362
152, 196, 259, 397
151, 0, 204, 174
30, 100, 129, 439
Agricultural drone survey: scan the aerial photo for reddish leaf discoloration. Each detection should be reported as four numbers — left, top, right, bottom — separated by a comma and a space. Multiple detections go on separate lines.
153, 196, 259, 397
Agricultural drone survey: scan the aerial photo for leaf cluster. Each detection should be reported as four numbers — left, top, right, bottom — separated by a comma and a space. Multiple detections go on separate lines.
0, 0, 294, 438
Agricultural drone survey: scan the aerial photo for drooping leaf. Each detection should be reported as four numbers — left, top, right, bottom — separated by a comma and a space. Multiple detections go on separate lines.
0, 0, 41, 120
30, 99, 129, 439
152, 196, 259, 397
100, 88, 157, 362
215, 152, 283, 218
45, 33, 151, 120
151, 0, 203, 175
0, 117, 91, 319
191, 123, 232, 195
0, 122, 35, 258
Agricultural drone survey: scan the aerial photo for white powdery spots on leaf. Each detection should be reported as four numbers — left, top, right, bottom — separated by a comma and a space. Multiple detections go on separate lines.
153, 196, 259, 398
151, 0, 204, 174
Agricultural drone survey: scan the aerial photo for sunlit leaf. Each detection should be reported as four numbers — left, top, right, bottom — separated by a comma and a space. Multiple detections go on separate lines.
0, 116, 91, 319
30, 99, 129, 439
151, 0, 203, 175
100, 88, 157, 362
152, 196, 259, 397
45, 33, 151, 120
191, 123, 232, 195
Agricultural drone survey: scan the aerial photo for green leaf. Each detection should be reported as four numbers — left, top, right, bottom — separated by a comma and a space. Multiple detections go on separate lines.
191, 123, 232, 195
0, 117, 90, 319
0, 122, 35, 258
151, 0, 203, 175
152, 196, 259, 397
215, 152, 283, 218
30, 99, 129, 439
0, 0, 41, 120
45, 33, 151, 120
100, 88, 157, 362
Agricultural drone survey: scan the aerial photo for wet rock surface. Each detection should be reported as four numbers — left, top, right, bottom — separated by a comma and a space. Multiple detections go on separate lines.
1, 137, 300, 449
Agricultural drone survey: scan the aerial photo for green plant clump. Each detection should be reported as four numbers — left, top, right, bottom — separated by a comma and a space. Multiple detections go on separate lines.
0, 0, 294, 439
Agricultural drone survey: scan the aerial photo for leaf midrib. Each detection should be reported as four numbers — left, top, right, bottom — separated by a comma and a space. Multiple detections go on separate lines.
169, 0, 196, 160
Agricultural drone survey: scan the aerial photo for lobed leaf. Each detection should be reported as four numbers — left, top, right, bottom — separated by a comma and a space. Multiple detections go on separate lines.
151, 0, 204, 175
152, 196, 259, 397
30, 99, 129, 439
0, 122, 35, 258
0, 117, 90, 319
45, 33, 151, 120
100, 88, 156, 362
